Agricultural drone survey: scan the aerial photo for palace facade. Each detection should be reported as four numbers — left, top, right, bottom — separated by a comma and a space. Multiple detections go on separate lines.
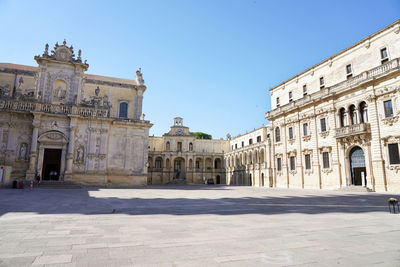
226, 20, 400, 192
0, 41, 151, 186
148, 117, 228, 184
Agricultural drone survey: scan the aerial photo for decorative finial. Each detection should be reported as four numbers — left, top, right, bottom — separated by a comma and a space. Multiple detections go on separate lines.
84, 59, 87, 64
78, 49, 82, 60
55, 42, 59, 47
63, 39, 67, 46
44, 43, 49, 56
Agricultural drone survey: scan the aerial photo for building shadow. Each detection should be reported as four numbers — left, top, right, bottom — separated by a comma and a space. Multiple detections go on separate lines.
0, 186, 396, 216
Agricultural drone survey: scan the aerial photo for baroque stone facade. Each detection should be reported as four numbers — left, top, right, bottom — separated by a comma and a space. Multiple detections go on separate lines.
226, 20, 400, 192
0, 40, 151, 186
148, 118, 228, 184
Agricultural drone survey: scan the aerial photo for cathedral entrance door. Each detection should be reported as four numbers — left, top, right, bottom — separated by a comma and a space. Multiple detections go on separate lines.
349, 146, 367, 186
42, 149, 62, 180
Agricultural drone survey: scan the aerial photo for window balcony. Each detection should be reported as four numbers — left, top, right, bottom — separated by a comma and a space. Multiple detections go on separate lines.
334, 123, 371, 138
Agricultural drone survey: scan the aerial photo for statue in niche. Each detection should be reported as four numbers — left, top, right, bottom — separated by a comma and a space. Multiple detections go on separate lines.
75, 146, 84, 163
53, 86, 66, 100
19, 143, 28, 160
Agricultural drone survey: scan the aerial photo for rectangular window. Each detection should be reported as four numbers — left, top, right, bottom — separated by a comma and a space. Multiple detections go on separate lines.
305, 154, 311, 170
277, 158, 282, 171
320, 118, 327, 132
303, 85, 307, 96
290, 156, 296, 171
320, 77, 325, 89
235, 144, 237, 149
381, 47, 388, 63
257, 136, 261, 142
346, 64, 353, 78
303, 123, 309, 136
388, 143, 400, 164
276, 97, 280, 107
288, 127, 293, 140
322, 152, 330, 169
242, 141, 244, 147
289, 91, 293, 102
249, 139, 253, 145
119, 102, 128, 118
384, 100, 393, 118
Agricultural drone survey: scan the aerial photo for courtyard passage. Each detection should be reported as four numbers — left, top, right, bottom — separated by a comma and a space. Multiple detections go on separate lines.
0, 186, 399, 266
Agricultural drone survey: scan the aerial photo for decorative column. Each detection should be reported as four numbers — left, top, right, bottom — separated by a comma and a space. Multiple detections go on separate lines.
64, 118, 77, 180
26, 116, 41, 180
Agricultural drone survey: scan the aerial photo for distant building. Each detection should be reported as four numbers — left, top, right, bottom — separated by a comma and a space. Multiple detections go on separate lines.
148, 117, 228, 184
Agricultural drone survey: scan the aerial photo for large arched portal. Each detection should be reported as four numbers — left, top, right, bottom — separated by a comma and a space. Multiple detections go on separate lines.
349, 146, 367, 186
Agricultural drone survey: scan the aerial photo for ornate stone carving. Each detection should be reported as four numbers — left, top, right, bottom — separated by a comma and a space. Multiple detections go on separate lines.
302, 135, 311, 142
382, 116, 398, 126
319, 131, 330, 138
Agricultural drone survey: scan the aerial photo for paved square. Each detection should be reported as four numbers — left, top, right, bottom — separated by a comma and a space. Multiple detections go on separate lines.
0, 186, 399, 266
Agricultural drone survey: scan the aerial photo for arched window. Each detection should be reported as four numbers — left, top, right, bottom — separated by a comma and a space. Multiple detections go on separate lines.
359, 102, 368, 123
349, 105, 357, 125
166, 141, 170, 151
339, 108, 346, 127
189, 142, 193, 151
119, 102, 128, 118
275, 127, 281, 142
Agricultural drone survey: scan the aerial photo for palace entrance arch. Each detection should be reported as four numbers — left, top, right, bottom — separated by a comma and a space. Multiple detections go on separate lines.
349, 146, 367, 186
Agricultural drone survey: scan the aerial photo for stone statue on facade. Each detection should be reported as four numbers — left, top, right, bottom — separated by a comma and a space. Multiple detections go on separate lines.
44, 43, 49, 56
76, 146, 84, 163
136, 68, 145, 85
19, 143, 27, 160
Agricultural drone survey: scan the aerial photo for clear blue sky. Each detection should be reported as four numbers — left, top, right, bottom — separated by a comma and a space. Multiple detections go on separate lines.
1, 0, 399, 139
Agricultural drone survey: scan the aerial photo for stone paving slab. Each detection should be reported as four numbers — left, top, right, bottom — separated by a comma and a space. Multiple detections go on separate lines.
0, 186, 399, 266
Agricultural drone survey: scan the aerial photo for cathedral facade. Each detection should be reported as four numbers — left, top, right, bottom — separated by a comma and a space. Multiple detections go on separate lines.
0, 41, 151, 186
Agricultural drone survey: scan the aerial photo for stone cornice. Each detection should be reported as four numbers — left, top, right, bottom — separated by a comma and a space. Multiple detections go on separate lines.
266, 58, 400, 120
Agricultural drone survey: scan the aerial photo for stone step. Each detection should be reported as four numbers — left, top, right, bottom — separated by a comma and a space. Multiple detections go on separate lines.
339, 185, 374, 192
36, 181, 82, 189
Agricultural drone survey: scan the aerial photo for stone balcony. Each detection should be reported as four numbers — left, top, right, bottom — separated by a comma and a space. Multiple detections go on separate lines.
334, 123, 371, 138
0, 98, 151, 124
266, 58, 400, 119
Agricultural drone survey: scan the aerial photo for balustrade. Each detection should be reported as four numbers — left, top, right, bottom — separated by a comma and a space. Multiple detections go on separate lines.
267, 58, 400, 119
334, 123, 370, 138
0, 99, 110, 119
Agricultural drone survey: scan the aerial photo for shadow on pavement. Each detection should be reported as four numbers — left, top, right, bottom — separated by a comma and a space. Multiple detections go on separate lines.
0, 186, 396, 216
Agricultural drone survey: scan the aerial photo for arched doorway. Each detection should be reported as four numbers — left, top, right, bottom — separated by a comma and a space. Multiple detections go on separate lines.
216, 175, 221, 184
349, 146, 367, 186
173, 157, 185, 180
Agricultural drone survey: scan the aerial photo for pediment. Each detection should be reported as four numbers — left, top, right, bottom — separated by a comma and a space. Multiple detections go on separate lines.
38, 130, 68, 144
